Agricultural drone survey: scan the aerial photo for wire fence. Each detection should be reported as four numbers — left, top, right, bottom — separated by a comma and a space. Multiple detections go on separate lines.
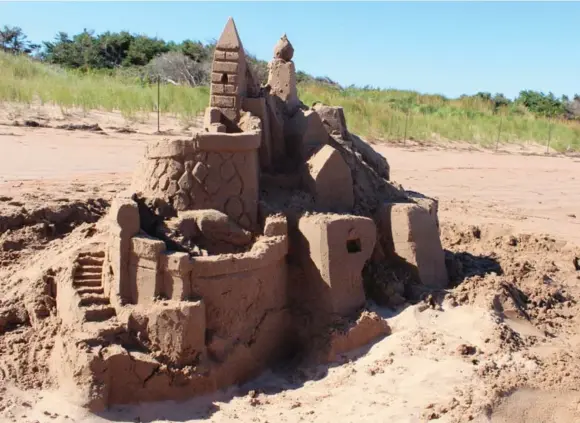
385, 113, 579, 156
360, 110, 579, 154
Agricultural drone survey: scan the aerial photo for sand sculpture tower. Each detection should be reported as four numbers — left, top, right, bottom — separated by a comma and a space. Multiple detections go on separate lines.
133, 18, 261, 229
267, 34, 300, 115
209, 18, 247, 123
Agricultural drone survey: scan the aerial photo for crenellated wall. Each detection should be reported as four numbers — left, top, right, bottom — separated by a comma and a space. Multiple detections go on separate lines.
118, 235, 288, 305
60, 199, 292, 409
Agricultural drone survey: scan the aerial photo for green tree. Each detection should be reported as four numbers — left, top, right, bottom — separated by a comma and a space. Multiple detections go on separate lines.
42, 32, 77, 66
123, 35, 169, 66
516, 90, 567, 118
98, 31, 134, 68
179, 39, 211, 63
0, 25, 39, 54
74, 29, 103, 69
28, 27, 322, 90
475, 92, 492, 102
43, 30, 102, 69
491, 93, 511, 112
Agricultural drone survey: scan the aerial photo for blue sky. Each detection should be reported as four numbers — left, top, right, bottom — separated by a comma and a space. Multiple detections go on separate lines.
2, 1, 579, 99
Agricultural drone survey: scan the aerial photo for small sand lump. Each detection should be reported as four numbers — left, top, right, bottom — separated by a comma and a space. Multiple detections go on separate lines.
274, 34, 294, 61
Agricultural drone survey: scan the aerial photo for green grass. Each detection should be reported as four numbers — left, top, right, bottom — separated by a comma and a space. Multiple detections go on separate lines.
2, 52, 580, 151
0, 53, 209, 120
299, 84, 580, 152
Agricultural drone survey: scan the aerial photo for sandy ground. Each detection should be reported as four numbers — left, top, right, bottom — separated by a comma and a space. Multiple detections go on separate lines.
381, 142, 580, 245
1, 106, 580, 423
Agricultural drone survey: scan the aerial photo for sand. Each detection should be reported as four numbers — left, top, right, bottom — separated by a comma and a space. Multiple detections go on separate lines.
2, 104, 580, 423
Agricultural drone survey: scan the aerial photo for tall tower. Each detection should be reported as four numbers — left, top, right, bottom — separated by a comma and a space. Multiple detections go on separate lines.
267, 33, 299, 115
210, 18, 247, 123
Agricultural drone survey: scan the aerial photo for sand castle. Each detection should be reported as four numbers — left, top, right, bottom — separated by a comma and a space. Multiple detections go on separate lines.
50, 18, 448, 410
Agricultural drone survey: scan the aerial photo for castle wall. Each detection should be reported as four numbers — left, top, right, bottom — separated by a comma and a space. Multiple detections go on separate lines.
160, 252, 192, 301
98, 233, 289, 406
133, 133, 260, 230
303, 145, 354, 212
243, 97, 273, 169
193, 257, 287, 361
104, 195, 141, 306
295, 214, 376, 317
113, 230, 288, 335
375, 202, 448, 288
128, 235, 166, 304
286, 109, 329, 161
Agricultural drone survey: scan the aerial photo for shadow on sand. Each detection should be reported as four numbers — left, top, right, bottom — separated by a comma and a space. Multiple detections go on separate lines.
97, 325, 394, 422
445, 249, 503, 287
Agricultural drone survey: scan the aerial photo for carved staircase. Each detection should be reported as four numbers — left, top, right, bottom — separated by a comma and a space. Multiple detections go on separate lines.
72, 250, 116, 323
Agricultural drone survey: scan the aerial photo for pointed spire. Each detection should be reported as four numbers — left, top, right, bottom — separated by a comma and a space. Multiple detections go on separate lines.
216, 17, 242, 51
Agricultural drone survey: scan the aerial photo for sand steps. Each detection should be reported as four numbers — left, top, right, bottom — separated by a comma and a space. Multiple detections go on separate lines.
75, 275, 102, 283
79, 293, 110, 307
76, 252, 105, 266
74, 280, 103, 288
76, 264, 103, 274
72, 249, 116, 323
76, 286, 105, 296
84, 305, 116, 322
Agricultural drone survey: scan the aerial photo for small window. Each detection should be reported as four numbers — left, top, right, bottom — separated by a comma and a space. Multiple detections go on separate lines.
220, 73, 228, 83
346, 238, 361, 253
205, 329, 214, 343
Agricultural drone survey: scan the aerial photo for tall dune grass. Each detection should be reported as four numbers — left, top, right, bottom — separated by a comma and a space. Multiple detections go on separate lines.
0, 53, 209, 119
298, 84, 580, 151
1, 52, 579, 151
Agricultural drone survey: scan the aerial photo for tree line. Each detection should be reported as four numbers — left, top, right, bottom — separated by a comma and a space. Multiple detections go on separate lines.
0, 25, 337, 87
469, 91, 580, 119
1, 25, 578, 119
